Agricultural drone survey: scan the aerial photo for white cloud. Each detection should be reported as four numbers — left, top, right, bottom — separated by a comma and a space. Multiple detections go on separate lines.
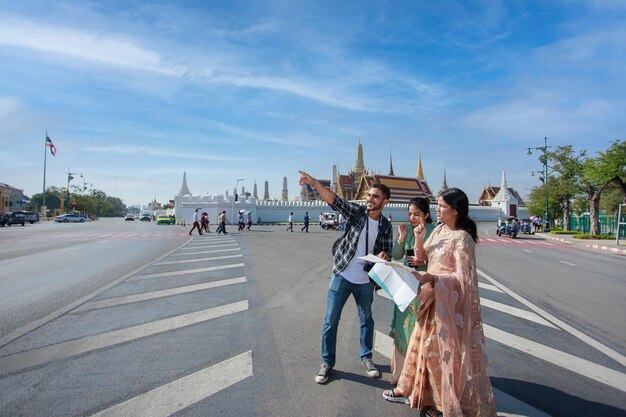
0, 96, 21, 120
83, 145, 252, 162
0, 17, 185, 76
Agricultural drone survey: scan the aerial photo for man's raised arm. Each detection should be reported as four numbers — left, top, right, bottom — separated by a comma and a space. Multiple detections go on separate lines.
299, 170, 336, 205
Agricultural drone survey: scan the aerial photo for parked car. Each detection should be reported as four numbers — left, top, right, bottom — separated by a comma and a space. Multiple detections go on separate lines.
7, 212, 26, 226
156, 215, 176, 225
0, 211, 9, 227
124, 214, 135, 221
54, 214, 86, 223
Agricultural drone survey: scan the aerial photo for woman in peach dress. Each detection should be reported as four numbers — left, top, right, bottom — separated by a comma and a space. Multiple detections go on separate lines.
383, 188, 497, 417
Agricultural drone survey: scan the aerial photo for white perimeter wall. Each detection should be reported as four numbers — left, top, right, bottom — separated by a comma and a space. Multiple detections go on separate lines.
174, 194, 522, 224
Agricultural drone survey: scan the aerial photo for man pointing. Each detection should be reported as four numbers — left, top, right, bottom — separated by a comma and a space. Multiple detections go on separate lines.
299, 170, 393, 384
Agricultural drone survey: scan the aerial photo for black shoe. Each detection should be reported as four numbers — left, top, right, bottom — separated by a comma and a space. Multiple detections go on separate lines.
315, 363, 332, 384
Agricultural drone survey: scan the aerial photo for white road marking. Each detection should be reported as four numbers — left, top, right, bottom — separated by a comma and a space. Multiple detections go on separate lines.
91, 351, 253, 417
179, 243, 238, 250
155, 254, 243, 265
0, 238, 191, 349
129, 263, 245, 281
0, 301, 248, 376
525, 241, 540, 245
524, 249, 534, 253
376, 289, 392, 300
484, 325, 626, 392
478, 269, 626, 367
171, 248, 241, 256
74, 277, 247, 312
558, 261, 577, 267
478, 282, 504, 293
480, 299, 559, 329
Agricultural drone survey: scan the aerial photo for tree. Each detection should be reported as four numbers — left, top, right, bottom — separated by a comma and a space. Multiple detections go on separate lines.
545, 146, 586, 231
30, 186, 63, 212
581, 140, 626, 235
527, 179, 562, 224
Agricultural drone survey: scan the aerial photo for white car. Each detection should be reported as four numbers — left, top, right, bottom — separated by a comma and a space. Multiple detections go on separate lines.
55, 214, 86, 223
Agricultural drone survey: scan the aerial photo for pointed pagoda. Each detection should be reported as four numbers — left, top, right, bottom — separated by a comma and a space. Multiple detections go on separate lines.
177, 172, 192, 196
416, 148, 425, 180
438, 168, 449, 196
388, 147, 395, 176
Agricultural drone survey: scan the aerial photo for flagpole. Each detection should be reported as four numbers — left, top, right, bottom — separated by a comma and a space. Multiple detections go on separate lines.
43, 130, 48, 212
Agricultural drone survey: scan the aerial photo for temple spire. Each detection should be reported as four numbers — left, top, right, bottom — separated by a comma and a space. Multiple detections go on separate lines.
416, 148, 425, 180
388, 146, 395, 176
177, 172, 191, 196
354, 141, 365, 185
438, 167, 449, 196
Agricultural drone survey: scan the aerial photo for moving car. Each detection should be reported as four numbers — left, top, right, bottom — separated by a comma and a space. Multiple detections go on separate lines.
156, 215, 176, 225
20, 211, 39, 224
124, 214, 135, 221
320, 212, 338, 230
54, 214, 86, 223
140, 213, 151, 221
7, 212, 26, 226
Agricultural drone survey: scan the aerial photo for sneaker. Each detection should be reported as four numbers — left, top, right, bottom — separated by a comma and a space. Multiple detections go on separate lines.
361, 358, 380, 378
315, 363, 332, 384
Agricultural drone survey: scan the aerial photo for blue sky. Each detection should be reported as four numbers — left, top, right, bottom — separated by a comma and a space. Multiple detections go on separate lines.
0, 0, 624, 207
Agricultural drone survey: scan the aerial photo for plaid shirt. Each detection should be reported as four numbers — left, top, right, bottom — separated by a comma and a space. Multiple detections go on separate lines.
329, 194, 393, 276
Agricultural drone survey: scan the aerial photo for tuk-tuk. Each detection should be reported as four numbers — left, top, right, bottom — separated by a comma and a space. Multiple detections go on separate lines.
496, 217, 519, 238
520, 219, 533, 234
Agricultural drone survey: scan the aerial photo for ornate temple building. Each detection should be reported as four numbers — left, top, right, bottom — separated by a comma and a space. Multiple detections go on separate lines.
477, 177, 525, 207
319, 142, 435, 204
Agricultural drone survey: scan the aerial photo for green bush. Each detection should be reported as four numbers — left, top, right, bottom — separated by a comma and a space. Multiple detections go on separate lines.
551, 230, 579, 235
572, 234, 615, 240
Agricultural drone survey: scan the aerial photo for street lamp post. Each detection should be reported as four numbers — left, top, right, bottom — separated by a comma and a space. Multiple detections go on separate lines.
231, 178, 244, 226
527, 137, 551, 232
66, 169, 82, 213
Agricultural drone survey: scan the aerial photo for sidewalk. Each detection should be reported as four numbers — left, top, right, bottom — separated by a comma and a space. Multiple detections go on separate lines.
537, 232, 626, 255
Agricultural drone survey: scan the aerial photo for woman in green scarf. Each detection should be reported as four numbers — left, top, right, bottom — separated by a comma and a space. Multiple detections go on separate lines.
389, 197, 435, 385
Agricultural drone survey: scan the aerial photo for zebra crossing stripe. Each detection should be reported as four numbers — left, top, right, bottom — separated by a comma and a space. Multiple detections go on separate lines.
129, 263, 245, 281
484, 324, 626, 392
179, 243, 238, 250
0, 300, 249, 377
90, 351, 253, 417
155, 254, 243, 265
171, 248, 241, 256
74, 277, 248, 312
480, 298, 558, 329
478, 269, 626, 367
478, 282, 504, 293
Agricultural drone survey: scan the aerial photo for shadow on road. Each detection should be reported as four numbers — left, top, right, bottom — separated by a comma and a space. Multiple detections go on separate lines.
492, 376, 626, 417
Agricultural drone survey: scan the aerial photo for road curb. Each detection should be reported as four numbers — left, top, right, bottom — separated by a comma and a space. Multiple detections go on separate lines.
539, 234, 626, 255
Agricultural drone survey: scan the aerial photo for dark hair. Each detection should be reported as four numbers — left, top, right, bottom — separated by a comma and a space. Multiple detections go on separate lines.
408, 197, 432, 224
440, 188, 478, 243
371, 183, 391, 200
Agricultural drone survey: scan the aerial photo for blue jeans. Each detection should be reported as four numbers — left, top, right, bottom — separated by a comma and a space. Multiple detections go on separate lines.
321, 274, 375, 367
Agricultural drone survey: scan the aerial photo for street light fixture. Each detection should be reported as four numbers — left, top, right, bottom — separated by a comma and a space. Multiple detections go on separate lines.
231, 178, 244, 226
66, 169, 82, 213
527, 137, 552, 232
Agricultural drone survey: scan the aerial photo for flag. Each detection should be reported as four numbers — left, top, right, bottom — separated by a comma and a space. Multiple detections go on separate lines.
46, 135, 57, 157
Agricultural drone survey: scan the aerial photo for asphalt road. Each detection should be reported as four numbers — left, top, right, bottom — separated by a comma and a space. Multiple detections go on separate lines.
0, 221, 624, 416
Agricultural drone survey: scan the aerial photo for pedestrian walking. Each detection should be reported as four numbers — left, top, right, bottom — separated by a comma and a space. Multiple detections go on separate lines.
319, 212, 324, 227
189, 208, 203, 236
388, 197, 434, 385
299, 170, 393, 385
301, 211, 310, 232
216, 211, 228, 235
287, 212, 294, 232
238, 211, 245, 231
247, 212, 252, 230
382, 188, 497, 417
201, 212, 210, 233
